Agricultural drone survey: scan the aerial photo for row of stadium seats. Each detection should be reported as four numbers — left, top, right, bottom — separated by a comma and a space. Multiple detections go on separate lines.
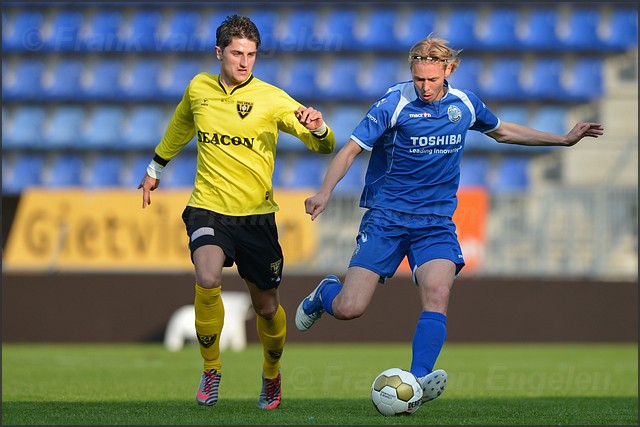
3, 5, 637, 53
2, 151, 531, 195
2, 54, 605, 103
2, 103, 566, 152
3, 3, 631, 198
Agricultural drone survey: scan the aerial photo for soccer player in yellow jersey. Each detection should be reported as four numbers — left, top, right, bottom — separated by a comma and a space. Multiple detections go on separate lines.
138, 15, 335, 409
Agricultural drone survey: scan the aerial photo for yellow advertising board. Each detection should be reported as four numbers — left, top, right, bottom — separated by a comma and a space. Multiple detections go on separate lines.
3, 188, 318, 273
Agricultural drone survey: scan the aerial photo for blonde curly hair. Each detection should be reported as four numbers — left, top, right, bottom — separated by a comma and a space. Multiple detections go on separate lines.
408, 33, 462, 73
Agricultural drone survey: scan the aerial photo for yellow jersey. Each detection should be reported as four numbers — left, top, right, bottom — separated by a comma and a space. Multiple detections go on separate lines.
153, 72, 335, 216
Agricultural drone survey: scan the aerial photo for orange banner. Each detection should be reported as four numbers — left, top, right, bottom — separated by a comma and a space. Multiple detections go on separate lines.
398, 187, 488, 276
3, 188, 317, 272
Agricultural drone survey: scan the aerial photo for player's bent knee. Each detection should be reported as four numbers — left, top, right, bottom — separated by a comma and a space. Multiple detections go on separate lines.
195, 275, 223, 289
253, 303, 278, 320
333, 301, 366, 320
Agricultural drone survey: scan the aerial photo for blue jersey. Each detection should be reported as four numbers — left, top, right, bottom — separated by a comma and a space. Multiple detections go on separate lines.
351, 80, 500, 217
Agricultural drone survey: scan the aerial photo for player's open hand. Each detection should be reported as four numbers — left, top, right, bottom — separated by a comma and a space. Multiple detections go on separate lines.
565, 122, 604, 146
138, 173, 160, 208
295, 106, 325, 132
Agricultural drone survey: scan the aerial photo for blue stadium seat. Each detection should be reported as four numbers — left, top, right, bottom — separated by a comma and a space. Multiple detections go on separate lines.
438, 8, 481, 50
122, 155, 151, 188
43, 9, 84, 51
480, 57, 525, 101
82, 58, 124, 100
276, 57, 320, 100
1, 155, 7, 193
160, 58, 203, 99
121, 106, 166, 149
277, 131, 308, 152
464, 131, 495, 152
490, 156, 530, 193
327, 105, 364, 147
601, 8, 638, 51
358, 58, 403, 99
521, 57, 565, 101
448, 56, 483, 95
121, 9, 163, 51
287, 155, 327, 189
85, 154, 125, 188
495, 105, 529, 127
355, 57, 402, 99
42, 106, 86, 149
246, 9, 278, 52
45, 154, 85, 188
2, 9, 45, 52
41, 58, 84, 101
321, 8, 359, 51
529, 106, 568, 135
519, 8, 561, 51
562, 58, 604, 102
79, 9, 124, 51
271, 156, 287, 188
83, 106, 125, 149
2, 154, 45, 194
275, 9, 318, 51
317, 57, 361, 101
162, 155, 197, 188
3, 105, 48, 149
459, 156, 489, 188
119, 58, 163, 101
159, 9, 201, 52
478, 7, 523, 51
198, 8, 237, 49
252, 58, 279, 85
2, 58, 45, 100
394, 7, 438, 51
356, 8, 400, 51
558, 8, 605, 51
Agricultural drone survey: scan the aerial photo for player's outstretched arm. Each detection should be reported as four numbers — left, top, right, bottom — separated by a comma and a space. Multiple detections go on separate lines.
488, 121, 604, 148
305, 140, 363, 221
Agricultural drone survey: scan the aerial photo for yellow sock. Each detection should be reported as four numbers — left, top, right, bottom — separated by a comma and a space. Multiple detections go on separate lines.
194, 285, 224, 371
256, 305, 286, 378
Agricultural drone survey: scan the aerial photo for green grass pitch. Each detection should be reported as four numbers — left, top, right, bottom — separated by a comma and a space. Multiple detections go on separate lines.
2, 342, 637, 425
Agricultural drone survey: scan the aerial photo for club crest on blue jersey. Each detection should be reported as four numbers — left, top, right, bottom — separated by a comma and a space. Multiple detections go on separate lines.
447, 105, 462, 123
237, 101, 253, 119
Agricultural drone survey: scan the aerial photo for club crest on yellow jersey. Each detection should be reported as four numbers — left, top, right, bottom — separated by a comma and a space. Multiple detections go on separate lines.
237, 101, 253, 119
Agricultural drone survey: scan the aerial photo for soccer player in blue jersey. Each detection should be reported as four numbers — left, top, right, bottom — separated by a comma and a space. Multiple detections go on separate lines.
295, 34, 604, 403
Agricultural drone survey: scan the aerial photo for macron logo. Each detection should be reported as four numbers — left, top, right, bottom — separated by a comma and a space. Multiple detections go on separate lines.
409, 112, 431, 118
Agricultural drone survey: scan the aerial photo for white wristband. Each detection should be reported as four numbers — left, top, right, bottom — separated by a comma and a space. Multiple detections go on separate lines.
310, 122, 327, 136
146, 160, 164, 179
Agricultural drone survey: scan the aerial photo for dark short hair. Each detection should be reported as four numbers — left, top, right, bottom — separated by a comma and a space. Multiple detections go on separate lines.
215, 15, 261, 51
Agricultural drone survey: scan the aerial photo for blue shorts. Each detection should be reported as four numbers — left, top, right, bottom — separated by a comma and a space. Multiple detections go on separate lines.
348, 208, 465, 282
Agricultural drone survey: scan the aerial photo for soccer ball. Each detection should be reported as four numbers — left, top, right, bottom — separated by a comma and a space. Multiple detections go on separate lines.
371, 367, 423, 416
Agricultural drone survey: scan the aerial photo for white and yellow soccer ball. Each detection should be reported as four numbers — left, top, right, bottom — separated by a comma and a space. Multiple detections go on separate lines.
371, 367, 423, 416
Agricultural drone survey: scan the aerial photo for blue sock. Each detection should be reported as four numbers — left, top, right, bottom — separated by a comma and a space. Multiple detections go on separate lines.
318, 278, 341, 316
410, 311, 447, 378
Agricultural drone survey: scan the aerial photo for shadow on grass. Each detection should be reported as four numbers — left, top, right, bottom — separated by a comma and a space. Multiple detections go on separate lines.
2, 397, 638, 425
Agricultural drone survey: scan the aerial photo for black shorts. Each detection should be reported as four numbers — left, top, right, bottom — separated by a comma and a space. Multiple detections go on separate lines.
182, 206, 283, 290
